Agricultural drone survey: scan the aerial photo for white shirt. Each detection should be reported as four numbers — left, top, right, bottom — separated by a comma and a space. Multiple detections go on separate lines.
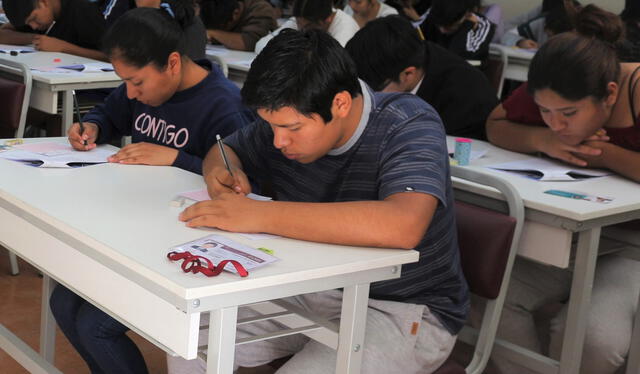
254, 9, 360, 53
344, 2, 399, 19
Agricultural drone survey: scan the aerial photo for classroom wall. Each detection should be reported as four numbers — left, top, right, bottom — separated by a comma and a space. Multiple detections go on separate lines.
492, 0, 625, 21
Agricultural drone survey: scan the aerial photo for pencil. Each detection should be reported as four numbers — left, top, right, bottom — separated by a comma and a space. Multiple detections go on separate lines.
44, 21, 56, 36
216, 134, 234, 177
72, 90, 87, 146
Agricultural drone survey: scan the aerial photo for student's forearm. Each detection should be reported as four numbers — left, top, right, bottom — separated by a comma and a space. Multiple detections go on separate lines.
601, 144, 640, 182
486, 117, 548, 153
0, 29, 34, 45
253, 194, 437, 249
208, 30, 248, 51
61, 44, 108, 61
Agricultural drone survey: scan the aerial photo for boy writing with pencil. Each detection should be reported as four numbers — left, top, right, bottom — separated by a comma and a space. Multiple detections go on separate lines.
1, 0, 107, 60
171, 29, 468, 374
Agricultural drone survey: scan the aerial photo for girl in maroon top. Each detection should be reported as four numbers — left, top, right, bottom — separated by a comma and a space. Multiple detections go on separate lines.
481, 5, 640, 374
486, 4, 640, 182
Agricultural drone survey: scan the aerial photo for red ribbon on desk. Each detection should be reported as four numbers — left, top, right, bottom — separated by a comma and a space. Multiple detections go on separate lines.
167, 251, 249, 277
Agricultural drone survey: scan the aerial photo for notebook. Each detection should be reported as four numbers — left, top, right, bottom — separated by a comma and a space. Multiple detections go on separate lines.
0, 142, 114, 168
488, 158, 612, 181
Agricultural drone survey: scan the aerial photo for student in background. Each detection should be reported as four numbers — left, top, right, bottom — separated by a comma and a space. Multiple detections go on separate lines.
420, 0, 494, 63
343, 0, 398, 28
618, 0, 640, 62
170, 28, 468, 374
199, 0, 277, 51
484, 5, 640, 374
99, 0, 207, 60
346, 15, 496, 139
254, 0, 359, 53
54, 7, 252, 373
387, 0, 431, 24
500, 0, 577, 49
2, 0, 107, 60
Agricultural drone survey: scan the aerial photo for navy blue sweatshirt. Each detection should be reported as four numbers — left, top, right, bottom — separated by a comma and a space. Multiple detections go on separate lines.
83, 60, 253, 174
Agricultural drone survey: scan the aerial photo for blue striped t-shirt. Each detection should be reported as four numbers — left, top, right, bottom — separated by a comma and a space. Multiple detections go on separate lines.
226, 82, 469, 334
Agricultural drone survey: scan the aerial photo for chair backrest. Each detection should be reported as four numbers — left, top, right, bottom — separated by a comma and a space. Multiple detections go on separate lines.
0, 58, 32, 138
449, 165, 524, 374
207, 54, 229, 78
484, 44, 507, 98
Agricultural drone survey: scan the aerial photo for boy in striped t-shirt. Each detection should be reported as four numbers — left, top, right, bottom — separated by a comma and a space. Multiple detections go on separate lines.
175, 29, 468, 374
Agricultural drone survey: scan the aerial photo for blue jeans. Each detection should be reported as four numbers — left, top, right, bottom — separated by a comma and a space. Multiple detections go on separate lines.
49, 285, 149, 374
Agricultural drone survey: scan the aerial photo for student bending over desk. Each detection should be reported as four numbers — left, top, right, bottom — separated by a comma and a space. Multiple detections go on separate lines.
484, 5, 640, 374
346, 15, 497, 140
199, 0, 278, 52
172, 28, 469, 374
254, 0, 359, 53
2, 0, 107, 61
51, 6, 252, 374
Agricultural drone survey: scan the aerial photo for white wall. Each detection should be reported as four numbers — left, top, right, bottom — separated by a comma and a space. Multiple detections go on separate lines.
492, 0, 625, 21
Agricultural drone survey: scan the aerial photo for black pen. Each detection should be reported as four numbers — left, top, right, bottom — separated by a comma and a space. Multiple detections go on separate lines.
216, 134, 233, 177
72, 90, 87, 146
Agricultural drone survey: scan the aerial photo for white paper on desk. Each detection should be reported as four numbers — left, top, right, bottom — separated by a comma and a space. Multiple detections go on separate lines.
205, 45, 229, 55
488, 158, 612, 181
170, 234, 279, 274
175, 189, 279, 240
58, 62, 114, 72
0, 142, 114, 168
31, 66, 81, 74
0, 44, 35, 53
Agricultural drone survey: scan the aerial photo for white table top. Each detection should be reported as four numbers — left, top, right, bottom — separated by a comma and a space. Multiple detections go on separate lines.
0, 51, 120, 86
0, 138, 417, 303
490, 43, 536, 62
449, 137, 640, 223
205, 45, 257, 72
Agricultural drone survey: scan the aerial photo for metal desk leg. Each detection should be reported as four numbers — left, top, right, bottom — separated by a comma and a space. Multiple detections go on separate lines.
559, 227, 601, 374
627, 290, 640, 374
206, 306, 238, 374
62, 90, 73, 134
40, 275, 57, 363
8, 251, 19, 275
336, 283, 370, 374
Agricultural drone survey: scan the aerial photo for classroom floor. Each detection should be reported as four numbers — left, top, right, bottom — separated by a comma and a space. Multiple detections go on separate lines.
0, 251, 278, 374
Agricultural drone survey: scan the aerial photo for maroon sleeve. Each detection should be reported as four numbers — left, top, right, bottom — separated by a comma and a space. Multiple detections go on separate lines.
503, 83, 546, 127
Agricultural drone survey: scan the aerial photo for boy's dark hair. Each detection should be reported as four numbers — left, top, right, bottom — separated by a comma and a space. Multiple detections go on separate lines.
3, 0, 37, 28
429, 0, 478, 27
293, 0, 333, 24
544, 0, 580, 35
241, 29, 362, 123
199, 0, 240, 29
345, 16, 425, 91
529, 5, 622, 101
102, 1, 195, 69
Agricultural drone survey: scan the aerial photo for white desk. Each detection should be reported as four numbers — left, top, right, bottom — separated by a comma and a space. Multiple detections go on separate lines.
0, 138, 418, 373
490, 43, 535, 83
449, 137, 640, 374
205, 45, 256, 87
0, 52, 121, 132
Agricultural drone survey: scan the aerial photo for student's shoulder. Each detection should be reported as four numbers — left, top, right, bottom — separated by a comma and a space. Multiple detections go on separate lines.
373, 91, 442, 129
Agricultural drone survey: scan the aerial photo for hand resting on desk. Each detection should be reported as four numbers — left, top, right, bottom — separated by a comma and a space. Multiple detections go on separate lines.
107, 142, 178, 166
32, 35, 72, 52
180, 192, 266, 233
68, 122, 98, 151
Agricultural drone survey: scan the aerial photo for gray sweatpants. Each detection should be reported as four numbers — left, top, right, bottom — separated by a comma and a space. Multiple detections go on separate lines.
168, 290, 456, 374
484, 250, 640, 374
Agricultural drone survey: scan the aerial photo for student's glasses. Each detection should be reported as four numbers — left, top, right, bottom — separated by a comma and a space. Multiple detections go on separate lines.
167, 251, 248, 277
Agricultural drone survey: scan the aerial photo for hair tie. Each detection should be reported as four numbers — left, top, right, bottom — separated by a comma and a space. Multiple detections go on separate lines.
160, 3, 175, 18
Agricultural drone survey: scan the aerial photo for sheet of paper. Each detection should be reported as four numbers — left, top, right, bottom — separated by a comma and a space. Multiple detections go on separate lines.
0, 142, 114, 168
59, 62, 114, 72
0, 44, 35, 53
170, 234, 279, 274
488, 158, 612, 181
31, 66, 81, 74
178, 188, 272, 203
174, 189, 279, 240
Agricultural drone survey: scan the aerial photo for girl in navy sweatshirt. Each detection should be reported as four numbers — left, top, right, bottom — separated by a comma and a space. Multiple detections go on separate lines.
68, 1, 252, 175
